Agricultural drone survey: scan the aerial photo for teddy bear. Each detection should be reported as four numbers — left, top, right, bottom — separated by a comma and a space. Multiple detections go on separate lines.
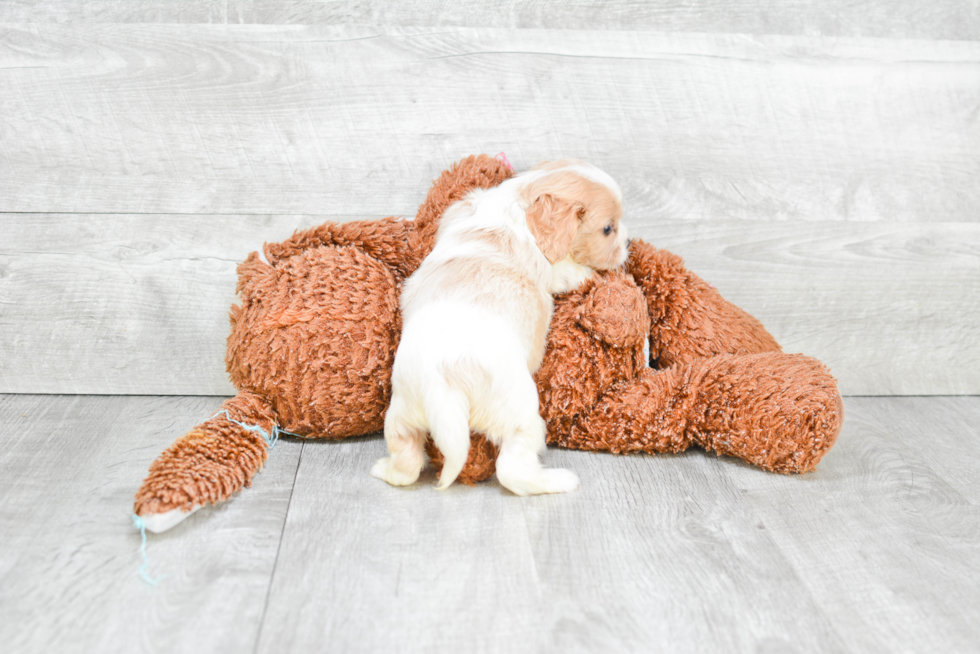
134, 155, 843, 532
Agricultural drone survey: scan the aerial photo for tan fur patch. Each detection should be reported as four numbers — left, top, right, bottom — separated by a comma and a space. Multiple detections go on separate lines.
525, 194, 582, 264
519, 168, 625, 271
451, 224, 522, 259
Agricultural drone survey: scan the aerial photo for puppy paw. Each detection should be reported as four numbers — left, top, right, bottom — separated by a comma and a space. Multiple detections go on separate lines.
371, 456, 421, 487
536, 468, 580, 494
498, 466, 580, 496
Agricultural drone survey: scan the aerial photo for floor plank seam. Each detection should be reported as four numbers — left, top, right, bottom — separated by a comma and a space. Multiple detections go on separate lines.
252, 440, 305, 654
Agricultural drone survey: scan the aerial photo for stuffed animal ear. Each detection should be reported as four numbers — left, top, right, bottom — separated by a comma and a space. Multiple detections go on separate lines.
526, 194, 583, 264
575, 271, 651, 348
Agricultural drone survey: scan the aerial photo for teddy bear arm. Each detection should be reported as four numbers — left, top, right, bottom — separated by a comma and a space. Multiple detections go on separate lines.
551, 366, 696, 455
626, 239, 781, 368
574, 270, 651, 348
412, 155, 514, 233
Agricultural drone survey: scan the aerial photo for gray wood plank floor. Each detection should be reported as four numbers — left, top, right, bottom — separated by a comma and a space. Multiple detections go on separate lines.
2, 394, 978, 654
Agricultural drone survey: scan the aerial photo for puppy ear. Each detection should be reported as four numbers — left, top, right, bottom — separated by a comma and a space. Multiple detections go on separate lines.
526, 194, 583, 264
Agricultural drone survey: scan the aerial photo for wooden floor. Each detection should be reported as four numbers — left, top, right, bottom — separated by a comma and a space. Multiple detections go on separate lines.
1, 394, 978, 653
2, 2, 978, 653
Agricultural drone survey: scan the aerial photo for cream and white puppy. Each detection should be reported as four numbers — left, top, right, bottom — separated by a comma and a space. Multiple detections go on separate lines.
371, 160, 629, 495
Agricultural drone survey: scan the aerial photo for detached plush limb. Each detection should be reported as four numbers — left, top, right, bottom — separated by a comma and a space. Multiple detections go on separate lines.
133, 390, 278, 532
557, 353, 844, 474
626, 239, 781, 367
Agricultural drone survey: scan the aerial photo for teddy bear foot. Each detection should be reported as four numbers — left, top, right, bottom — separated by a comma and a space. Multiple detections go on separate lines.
134, 391, 277, 526
685, 352, 844, 473
559, 352, 842, 473
139, 505, 203, 534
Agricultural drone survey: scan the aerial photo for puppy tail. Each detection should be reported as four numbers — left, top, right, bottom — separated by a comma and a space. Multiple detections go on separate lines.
427, 390, 471, 491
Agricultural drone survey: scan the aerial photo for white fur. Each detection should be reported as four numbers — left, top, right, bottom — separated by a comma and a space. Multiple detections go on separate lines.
372, 163, 625, 495
549, 256, 599, 294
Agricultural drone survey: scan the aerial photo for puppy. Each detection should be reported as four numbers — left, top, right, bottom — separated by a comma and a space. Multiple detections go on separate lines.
371, 160, 629, 495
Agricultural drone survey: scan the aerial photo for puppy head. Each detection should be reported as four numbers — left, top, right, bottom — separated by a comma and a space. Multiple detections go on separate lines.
520, 160, 628, 269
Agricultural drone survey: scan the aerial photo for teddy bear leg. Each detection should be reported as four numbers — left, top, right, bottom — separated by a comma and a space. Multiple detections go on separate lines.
133, 390, 277, 533
561, 352, 842, 473
682, 353, 844, 473
425, 433, 498, 486
553, 364, 696, 455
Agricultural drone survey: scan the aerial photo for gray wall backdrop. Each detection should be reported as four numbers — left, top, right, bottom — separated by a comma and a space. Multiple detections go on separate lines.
1, 2, 978, 396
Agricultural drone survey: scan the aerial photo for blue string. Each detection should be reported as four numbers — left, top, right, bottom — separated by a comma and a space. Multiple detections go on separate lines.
131, 514, 162, 586
130, 411, 299, 585
210, 410, 301, 448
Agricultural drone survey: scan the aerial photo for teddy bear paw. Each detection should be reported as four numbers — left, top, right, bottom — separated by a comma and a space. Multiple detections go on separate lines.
138, 504, 203, 534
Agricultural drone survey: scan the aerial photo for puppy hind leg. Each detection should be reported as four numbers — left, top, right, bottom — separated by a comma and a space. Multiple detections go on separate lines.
495, 415, 579, 496
372, 401, 426, 487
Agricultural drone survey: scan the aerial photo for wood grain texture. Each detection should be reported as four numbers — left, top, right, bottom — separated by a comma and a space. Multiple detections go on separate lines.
1, 25, 977, 221
256, 436, 847, 654
3, 216, 977, 396
733, 396, 980, 654
640, 220, 980, 397
0, 394, 303, 654
0, 214, 339, 396
254, 395, 980, 654
1, 0, 978, 41
1, 395, 977, 654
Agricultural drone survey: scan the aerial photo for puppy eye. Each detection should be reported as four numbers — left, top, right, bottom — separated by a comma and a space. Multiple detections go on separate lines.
603, 224, 614, 236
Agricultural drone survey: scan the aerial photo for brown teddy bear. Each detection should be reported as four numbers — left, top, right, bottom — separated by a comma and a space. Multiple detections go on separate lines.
134, 155, 843, 532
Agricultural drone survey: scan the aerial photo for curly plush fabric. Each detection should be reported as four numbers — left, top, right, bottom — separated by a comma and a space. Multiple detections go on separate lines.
227, 245, 400, 438
134, 390, 274, 515
425, 434, 498, 486
135, 154, 843, 517
559, 351, 842, 473
627, 243, 781, 367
